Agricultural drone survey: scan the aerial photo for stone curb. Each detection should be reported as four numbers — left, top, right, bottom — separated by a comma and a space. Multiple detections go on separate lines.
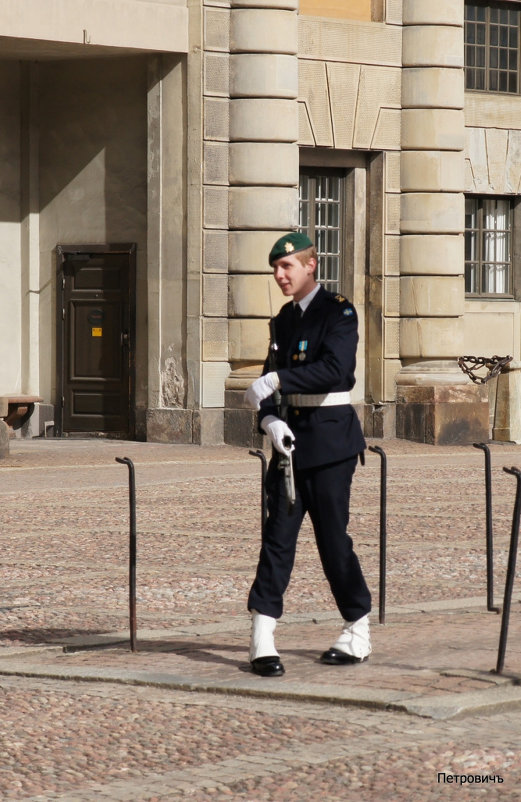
1, 595, 521, 721
1, 659, 520, 721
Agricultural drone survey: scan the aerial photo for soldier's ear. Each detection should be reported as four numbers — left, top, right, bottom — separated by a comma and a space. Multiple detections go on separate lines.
307, 257, 317, 274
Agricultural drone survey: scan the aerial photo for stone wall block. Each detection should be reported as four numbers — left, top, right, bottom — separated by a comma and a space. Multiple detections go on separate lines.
229, 274, 285, 317
229, 186, 298, 229
384, 276, 400, 317
204, 53, 230, 98
230, 9, 297, 54
493, 363, 521, 444
400, 317, 465, 358
464, 127, 487, 192
204, 186, 229, 229
203, 318, 229, 361
230, 98, 298, 142
326, 62, 360, 149
204, 97, 229, 142
298, 16, 402, 65
400, 234, 464, 276
400, 275, 465, 317
505, 130, 521, 194
232, 0, 298, 9
299, 60, 333, 146
205, 7, 230, 53
230, 54, 298, 98
386, 0, 403, 26
401, 151, 465, 193
371, 108, 401, 152
385, 235, 401, 275
224, 408, 265, 449
229, 317, 270, 361
402, 109, 465, 150
147, 409, 192, 444
229, 230, 288, 273
402, 67, 464, 110
203, 274, 229, 317
298, 100, 315, 146
465, 93, 521, 131
464, 125, 508, 194
486, 128, 510, 194
193, 409, 224, 446
353, 66, 401, 150
401, 192, 464, 235
229, 142, 298, 186
204, 141, 229, 186
402, 26, 463, 69
403, 0, 463, 26
204, 230, 229, 273
202, 362, 231, 408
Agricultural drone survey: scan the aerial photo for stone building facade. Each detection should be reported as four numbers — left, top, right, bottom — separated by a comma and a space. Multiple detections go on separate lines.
0, 0, 519, 446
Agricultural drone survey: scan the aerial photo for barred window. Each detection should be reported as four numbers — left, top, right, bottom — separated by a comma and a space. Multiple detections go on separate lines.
465, 197, 513, 296
465, 2, 521, 93
298, 169, 345, 294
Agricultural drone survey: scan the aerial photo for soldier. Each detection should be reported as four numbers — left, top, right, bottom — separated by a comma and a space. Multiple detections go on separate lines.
244, 232, 372, 677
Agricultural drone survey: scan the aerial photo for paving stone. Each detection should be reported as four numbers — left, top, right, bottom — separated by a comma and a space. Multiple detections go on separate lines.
1, 438, 521, 799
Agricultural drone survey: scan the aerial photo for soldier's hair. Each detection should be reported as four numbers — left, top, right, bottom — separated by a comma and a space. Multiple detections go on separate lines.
295, 245, 318, 267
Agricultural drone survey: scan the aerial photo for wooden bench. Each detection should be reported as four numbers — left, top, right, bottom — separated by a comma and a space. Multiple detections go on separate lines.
0, 395, 43, 430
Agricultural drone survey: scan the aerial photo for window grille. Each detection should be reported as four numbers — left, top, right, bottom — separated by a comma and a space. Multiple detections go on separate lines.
465, 2, 521, 93
298, 170, 345, 294
465, 196, 513, 296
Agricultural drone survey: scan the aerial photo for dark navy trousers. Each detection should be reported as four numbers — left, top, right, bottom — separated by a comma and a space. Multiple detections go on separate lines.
248, 455, 371, 622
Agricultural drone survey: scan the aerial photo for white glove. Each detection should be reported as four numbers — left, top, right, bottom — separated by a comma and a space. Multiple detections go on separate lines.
244, 372, 280, 411
261, 415, 295, 456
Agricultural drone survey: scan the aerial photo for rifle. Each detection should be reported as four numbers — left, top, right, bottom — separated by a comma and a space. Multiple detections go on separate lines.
268, 315, 296, 512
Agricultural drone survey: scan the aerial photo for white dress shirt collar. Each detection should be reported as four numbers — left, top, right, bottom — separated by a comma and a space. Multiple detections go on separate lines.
294, 283, 320, 313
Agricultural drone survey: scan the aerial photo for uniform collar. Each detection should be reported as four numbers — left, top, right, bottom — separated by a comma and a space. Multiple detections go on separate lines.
294, 283, 321, 314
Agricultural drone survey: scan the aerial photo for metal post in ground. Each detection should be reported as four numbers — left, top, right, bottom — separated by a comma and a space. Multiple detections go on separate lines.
495, 465, 521, 675
115, 457, 137, 652
473, 443, 500, 613
369, 446, 387, 625
249, 449, 268, 530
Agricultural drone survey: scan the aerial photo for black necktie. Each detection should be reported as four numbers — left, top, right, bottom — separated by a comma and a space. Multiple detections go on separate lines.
293, 304, 302, 324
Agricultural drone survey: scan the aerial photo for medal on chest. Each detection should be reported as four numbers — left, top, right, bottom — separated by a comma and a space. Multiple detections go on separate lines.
292, 339, 308, 362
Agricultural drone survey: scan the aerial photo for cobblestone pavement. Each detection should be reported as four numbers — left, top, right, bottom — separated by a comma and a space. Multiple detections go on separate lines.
1, 437, 521, 800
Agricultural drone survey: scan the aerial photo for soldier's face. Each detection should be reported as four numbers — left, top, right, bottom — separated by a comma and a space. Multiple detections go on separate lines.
272, 253, 317, 302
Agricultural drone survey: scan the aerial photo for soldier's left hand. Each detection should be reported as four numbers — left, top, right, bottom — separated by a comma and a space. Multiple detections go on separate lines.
244, 372, 280, 410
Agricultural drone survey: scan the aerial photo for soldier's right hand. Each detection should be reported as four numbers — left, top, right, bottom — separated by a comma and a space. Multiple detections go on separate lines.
261, 415, 295, 455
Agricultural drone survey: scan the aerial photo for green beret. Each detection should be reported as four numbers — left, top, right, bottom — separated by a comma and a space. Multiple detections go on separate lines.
268, 232, 314, 266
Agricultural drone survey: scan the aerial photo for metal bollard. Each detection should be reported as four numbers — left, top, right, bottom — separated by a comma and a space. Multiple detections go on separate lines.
369, 446, 387, 625
115, 457, 137, 653
494, 465, 521, 675
249, 449, 268, 530
473, 443, 500, 613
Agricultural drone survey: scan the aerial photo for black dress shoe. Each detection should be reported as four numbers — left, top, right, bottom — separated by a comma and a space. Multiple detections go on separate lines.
320, 648, 368, 665
251, 656, 285, 677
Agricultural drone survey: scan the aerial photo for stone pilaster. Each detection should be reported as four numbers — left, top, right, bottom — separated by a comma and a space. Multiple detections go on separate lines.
224, 0, 299, 445
400, 0, 465, 361
201, 0, 232, 429
396, 1, 486, 443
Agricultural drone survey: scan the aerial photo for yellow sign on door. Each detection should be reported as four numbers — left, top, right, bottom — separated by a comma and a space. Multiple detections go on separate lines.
92, 327, 102, 337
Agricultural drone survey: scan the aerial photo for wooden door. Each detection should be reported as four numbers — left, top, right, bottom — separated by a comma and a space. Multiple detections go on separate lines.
56, 245, 136, 437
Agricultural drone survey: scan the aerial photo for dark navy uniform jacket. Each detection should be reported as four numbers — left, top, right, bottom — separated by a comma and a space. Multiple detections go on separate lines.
259, 285, 366, 471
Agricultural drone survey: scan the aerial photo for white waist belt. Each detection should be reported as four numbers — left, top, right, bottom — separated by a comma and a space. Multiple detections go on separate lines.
286, 391, 351, 408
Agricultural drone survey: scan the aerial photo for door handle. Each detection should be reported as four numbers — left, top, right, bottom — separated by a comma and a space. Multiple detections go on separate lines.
121, 330, 130, 347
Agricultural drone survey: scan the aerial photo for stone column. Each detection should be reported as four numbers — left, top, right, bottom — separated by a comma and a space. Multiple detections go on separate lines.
396, 0, 487, 444
224, 0, 299, 446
